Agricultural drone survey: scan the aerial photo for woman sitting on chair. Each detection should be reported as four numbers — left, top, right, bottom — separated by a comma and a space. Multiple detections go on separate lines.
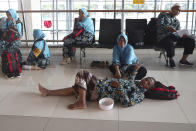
60, 8, 95, 64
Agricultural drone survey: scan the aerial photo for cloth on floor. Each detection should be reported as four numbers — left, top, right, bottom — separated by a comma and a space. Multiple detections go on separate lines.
90, 61, 109, 68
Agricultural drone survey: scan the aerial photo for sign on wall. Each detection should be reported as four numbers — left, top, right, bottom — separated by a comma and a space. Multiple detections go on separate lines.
133, 0, 144, 4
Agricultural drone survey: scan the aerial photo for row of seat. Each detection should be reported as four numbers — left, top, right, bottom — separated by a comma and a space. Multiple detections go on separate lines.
71, 18, 158, 62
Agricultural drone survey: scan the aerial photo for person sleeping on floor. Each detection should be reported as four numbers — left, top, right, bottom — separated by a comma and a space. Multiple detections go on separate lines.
38, 63, 179, 110
38, 64, 157, 109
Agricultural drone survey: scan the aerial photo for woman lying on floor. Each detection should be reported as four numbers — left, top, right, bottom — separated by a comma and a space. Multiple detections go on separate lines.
38, 64, 156, 109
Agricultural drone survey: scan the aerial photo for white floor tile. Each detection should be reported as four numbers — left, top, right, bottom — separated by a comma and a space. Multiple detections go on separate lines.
0, 115, 48, 131
0, 48, 196, 131
0, 85, 18, 102
176, 90, 196, 124
0, 86, 60, 117
119, 99, 188, 123
119, 121, 194, 131
45, 118, 118, 131
51, 96, 119, 120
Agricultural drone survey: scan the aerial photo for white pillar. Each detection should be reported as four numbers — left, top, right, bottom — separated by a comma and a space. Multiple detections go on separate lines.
18, 0, 39, 44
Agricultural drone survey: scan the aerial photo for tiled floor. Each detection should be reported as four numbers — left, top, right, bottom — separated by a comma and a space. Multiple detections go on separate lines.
0, 48, 196, 131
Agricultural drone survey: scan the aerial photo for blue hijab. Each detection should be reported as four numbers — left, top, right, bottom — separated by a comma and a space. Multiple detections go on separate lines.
33, 29, 50, 58
1, 9, 22, 37
78, 8, 94, 35
112, 33, 138, 65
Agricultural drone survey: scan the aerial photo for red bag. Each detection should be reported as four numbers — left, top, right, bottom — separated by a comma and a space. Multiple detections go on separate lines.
3, 28, 20, 42
1, 49, 22, 78
145, 81, 180, 100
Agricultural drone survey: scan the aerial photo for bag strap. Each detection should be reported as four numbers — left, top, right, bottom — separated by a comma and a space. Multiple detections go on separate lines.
32, 38, 46, 58
16, 19, 23, 36
40, 40, 46, 56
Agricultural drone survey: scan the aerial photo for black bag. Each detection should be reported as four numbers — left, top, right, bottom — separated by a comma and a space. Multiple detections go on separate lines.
1, 48, 22, 78
144, 18, 158, 47
0, 29, 3, 40
145, 81, 180, 100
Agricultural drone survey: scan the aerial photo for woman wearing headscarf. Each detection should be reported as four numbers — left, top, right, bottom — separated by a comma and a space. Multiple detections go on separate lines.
109, 33, 147, 80
22, 29, 50, 70
0, 9, 23, 53
60, 8, 94, 64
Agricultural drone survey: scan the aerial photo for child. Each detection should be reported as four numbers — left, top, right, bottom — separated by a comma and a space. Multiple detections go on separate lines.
22, 29, 50, 70
38, 64, 155, 109
109, 34, 147, 80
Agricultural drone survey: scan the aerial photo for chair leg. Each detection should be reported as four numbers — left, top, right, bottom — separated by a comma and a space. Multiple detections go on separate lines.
158, 50, 168, 66
80, 47, 86, 64
81, 48, 86, 57
158, 52, 162, 58
163, 51, 168, 66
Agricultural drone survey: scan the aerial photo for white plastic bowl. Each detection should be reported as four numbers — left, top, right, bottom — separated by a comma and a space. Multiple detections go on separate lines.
99, 98, 114, 111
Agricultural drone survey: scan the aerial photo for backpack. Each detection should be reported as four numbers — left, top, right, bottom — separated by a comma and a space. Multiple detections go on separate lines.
3, 18, 23, 42
1, 48, 22, 78
145, 81, 180, 100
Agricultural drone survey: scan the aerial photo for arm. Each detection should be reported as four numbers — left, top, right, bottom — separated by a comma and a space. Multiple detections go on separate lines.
124, 46, 138, 65
157, 13, 176, 33
112, 46, 120, 66
114, 65, 121, 78
119, 88, 145, 107
112, 46, 122, 78
129, 64, 141, 81
62, 22, 83, 41
16, 23, 22, 37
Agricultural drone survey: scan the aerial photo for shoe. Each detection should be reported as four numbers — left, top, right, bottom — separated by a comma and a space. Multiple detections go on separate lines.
169, 59, 176, 69
98, 61, 105, 68
179, 60, 193, 66
16, 74, 21, 78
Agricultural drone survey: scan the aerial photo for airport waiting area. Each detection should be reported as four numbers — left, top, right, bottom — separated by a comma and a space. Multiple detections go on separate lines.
0, 0, 196, 131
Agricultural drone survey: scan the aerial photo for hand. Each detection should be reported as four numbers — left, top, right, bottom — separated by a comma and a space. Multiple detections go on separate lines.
166, 26, 176, 32
62, 36, 66, 41
182, 34, 188, 38
110, 81, 120, 88
114, 71, 121, 79
134, 63, 142, 71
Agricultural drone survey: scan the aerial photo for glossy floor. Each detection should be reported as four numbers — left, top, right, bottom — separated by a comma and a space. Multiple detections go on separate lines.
0, 48, 196, 131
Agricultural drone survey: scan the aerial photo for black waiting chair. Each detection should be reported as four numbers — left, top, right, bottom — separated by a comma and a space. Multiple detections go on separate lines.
97, 19, 121, 48
146, 18, 168, 66
126, 19, 147, 48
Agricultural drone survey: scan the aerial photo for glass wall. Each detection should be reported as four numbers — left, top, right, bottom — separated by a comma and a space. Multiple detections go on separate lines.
0, 0, 195, 45
0, 0, 18, 18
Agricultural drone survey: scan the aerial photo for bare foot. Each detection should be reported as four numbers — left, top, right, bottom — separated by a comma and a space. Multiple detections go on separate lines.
32, 65, 42, 70
68, 101, 87, 110
59, 60, 67, 65
66, 57, 71, 64
59, 58, 72, 65
48, 64, 56, 68
38, 84, 49, 97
